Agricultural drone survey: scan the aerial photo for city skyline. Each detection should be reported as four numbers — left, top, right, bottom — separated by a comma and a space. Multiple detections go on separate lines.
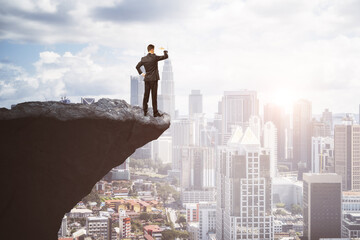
1, 0, 360, 116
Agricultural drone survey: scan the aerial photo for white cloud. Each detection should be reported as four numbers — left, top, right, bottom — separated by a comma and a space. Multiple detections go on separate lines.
1, 0, 360, 114
0, 45, 132, 107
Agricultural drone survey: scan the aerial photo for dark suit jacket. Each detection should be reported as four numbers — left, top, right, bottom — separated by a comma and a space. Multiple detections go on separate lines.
136, 51, 168, 81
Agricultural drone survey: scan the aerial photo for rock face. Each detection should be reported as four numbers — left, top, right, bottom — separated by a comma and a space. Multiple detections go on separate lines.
0, 98, 170, 240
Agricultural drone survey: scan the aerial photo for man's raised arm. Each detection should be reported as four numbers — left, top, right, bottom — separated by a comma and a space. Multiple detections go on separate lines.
156, 50, 168, 61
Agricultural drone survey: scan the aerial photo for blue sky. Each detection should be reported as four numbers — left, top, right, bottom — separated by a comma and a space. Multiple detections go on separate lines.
1, 0, 360, 115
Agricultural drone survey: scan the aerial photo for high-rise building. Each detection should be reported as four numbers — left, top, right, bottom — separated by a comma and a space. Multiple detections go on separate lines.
216, 127, 273, 240
263, 121, 278, 178
311, 137, 334, 173
219, 90, 259, 144
189, 90, 203, 117
303, 173, 342, 240
310, 119, 326, 137
152, 135, 172, 164
264, 103, 286, 162
249, 115, 262, 141
130, 75, 144, 106
293, 99, 312, 171
198, 202, 216, 240
334, 121, 360, 191
321, 109, 333, 136
86, 216, 111, 240
192, 113, 206, 146
158, 58, 175, 119
186, 203, 199, 222
57, 215, 67, 238
119, 209, 131, 239
180, 146, 215, 191
172, 118, 195, 170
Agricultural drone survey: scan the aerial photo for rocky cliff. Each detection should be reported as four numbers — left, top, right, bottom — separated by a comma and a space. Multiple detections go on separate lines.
0, 98, 170, 239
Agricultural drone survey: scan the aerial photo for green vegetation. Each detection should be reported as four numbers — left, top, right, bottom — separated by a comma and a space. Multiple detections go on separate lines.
131, 219, 143, 235
275, 209, 287, 216
278, 165, 290, 172
291, 204, 302, 214
82, 187, 101, 205
176, 215, 186, 224
156, 183, 180, 203
161, 230, 189, 240
276, 202, 286, 208
130, 158, 171, 175
139, 212, 164, 222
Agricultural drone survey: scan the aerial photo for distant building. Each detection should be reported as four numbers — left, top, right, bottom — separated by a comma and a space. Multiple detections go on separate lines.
311, 137, 334, 173
57, 215, 67, 238
119, 209, 131, 239
343, 191, 360, 212
132, 142, 152, 160
263, 121, 278, 178
198, 202, 216, 240
152, 135, 172, 164
81, 97, 95, 105
105, 158, 130, 181
143, 225, 164, 240
216, 127, 273, 240
189, 90, 203, 117
187, 222, 200, 240
272, 177, 303, 208
172, 119, 195, 170
342, 212, 360, 238
86, 216, 111, 240
180, 146, 215, 191
130, 75, 144, 106
186, 203, 199, 222
293, 99, 312, 172
321, 109, 333, 136
182, 189, 216, 205
68, 208, 93, 218
158, 58, 175, 119
303, 173, 342, 240
334, 122, 360, 190
219, 90, 259, 144
264, 103, 286, 163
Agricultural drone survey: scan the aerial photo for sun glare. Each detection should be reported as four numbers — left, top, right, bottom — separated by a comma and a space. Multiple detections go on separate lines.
268, 89, 297, 113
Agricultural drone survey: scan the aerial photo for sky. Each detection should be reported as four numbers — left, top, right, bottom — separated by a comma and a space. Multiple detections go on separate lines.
1, 0, 360, 116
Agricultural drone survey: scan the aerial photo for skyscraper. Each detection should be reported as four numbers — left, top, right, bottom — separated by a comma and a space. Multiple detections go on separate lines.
198, 202, 217, 240
263, 121, 278, 178
172, 118, 195, 170
303, 173, 342, 240
220, 90, 259, 144
130, 75, 144, 106
293, 99, 312, 171
321, 108, 333, 136
216, 127, 273, 240
189, 90, 203, 117
264, 103, 286, 162
311, 137, 334, 173
158, 58, 175, 119
180, 146, 215, 191
334, 120, 360, 191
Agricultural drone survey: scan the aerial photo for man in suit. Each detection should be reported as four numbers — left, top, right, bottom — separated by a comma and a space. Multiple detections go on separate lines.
136, 44, 168, 117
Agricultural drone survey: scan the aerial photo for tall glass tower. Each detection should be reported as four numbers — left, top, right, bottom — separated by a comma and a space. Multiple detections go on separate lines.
159, 58, 175, 119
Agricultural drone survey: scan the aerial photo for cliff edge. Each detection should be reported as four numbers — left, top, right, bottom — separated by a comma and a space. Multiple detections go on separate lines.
0, 98, 170, 239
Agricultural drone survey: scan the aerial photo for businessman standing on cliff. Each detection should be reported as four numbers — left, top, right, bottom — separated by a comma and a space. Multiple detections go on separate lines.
136, 44, 168, 117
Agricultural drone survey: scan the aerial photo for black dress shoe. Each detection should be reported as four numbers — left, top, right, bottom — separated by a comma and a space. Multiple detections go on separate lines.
153, 112, 163, 117
144, 111, 147, 116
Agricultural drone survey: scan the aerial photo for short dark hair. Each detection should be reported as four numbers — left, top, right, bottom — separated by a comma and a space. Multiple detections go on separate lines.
147, 44, 154, 52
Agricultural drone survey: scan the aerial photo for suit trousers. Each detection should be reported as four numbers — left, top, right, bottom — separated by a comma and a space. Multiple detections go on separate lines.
143, 80, 158, 114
